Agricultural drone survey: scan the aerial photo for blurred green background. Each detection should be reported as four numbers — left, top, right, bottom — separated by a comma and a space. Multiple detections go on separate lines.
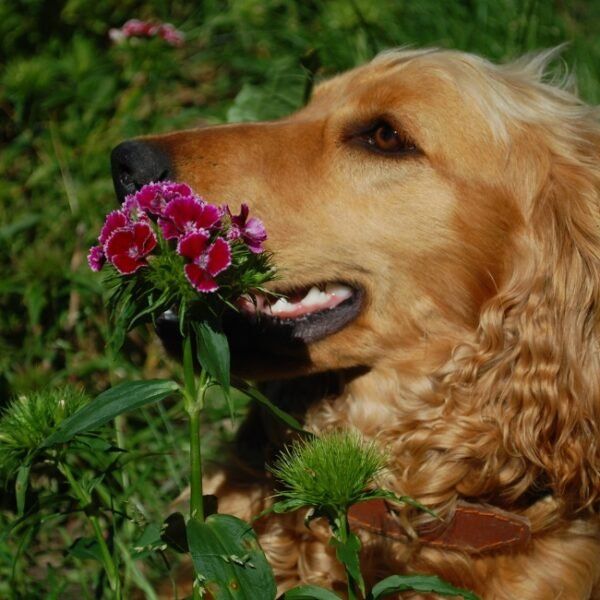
0, 1, 598, 596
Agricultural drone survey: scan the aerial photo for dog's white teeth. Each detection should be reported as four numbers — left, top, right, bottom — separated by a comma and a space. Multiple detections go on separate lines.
325, 283, 353, 301
302, 286, 330, 307
270, 297, 293, 315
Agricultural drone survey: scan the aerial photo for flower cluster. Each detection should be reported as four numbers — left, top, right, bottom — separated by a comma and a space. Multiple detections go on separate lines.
88, 182, 267, 294
109, 19, 185, 47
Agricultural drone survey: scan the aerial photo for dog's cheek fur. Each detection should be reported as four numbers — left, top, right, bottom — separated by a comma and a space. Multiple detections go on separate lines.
395, 128, 600, 516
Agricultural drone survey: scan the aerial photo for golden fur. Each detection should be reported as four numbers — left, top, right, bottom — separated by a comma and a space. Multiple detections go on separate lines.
150, 49, 600, 598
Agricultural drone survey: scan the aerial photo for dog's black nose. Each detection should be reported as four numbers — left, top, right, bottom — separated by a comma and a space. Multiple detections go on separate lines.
111, 140, 172, 200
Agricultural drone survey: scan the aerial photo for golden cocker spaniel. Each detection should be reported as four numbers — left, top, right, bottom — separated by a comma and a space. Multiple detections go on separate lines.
112, 48, 600, 599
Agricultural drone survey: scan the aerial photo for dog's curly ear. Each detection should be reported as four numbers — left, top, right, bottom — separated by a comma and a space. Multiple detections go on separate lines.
456, 139, 600, 510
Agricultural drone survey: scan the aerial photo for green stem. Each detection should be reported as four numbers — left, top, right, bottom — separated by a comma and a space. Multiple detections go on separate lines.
189, 408, 204, 522
182, 335, 207, 600
338, 515, 360, 600
59, 461, 121, 598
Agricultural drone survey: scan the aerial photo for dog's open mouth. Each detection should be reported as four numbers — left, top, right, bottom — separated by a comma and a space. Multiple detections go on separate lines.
235, 282, 363, 344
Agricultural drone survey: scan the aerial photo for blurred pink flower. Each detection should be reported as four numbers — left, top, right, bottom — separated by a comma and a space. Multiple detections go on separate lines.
109, 19, 185, 47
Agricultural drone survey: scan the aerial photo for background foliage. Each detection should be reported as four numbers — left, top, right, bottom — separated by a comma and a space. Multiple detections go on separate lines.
0, 0, 598, 597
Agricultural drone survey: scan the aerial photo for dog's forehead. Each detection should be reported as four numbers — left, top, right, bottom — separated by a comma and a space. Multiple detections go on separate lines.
307, 52, 484, 124
304, 54, 495, 154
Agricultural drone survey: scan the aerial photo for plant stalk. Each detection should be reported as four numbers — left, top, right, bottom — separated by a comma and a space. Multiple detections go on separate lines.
188, 408, 204, 522
338, 514, 360, 600
59, 461, 121, 598
182, 334, 207, 600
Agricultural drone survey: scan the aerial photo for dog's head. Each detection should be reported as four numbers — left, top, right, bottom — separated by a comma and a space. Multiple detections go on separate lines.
112, 49, 600, 509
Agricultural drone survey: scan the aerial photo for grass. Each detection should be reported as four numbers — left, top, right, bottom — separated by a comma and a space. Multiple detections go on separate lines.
0, 0, 598, 597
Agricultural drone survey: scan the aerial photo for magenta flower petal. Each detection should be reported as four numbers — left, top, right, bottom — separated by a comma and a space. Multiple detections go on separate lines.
243, 217, 267, 253
133, 221, 157, 254
158, 217, 180, 240
184, 263, 218, 293
122, 197, 149, 222
105, 228, 135, 257
164, 196, 202, 230
197, 203, 221, 229
177, 231, 210, 260
111, 254, 144, 275
231, 203, 249, 227
206, 238, 232, 276
164, 197, 221, 237
87, 245, 105, 272
136, 185, 168, 216
99, 210, 129, 244
226, 203, 267, 253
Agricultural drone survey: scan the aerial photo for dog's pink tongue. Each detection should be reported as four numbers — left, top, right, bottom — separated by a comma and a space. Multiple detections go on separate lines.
238, 284, 353, 319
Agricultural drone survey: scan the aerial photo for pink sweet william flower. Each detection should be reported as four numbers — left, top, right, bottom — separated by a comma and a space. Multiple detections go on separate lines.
177, 232, 231, 293
122, 196, 151, 222
105, 222, 157, 274
100, 210, 129, 243
87, 210, 131, 271
88, 245, 105, 272
160, 196, 221, 240
226, 203, 267, 253
134, 182, 193, 217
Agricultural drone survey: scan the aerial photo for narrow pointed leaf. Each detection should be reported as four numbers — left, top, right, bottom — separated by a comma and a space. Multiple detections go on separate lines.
187, 513, 276, 600
193, 320, 230, 393
330, 532, 365, 596
40, 380, 180, 447
364, 489, 437, 518
282, 585, 342, 599
236, 380, 310, 436
132, 523, 165, 558
15, 464, 30, 517
68, 537, 103, 562
371, 574, 480, 600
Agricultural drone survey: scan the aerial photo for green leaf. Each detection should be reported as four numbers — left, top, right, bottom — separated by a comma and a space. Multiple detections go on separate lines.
330, 531, 365, 596
236, 380, 311, 436
15, 464, 30, 517
68, 537, 104, 562
187, 514, 276, 600
282, 585, 342, 599
132, 523, 165, 559
193, 320, 230, 394
271, 499, 307, 514
40, 380, 180, 447
371, 574, 480, 600
363, 489, 438, 518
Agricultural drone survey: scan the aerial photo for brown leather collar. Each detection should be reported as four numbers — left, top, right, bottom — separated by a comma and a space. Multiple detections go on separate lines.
348, 499, 531, 555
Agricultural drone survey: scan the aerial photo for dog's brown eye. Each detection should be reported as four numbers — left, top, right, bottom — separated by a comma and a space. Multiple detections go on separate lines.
373, 125, 404, 151
354, 121, 418, 156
